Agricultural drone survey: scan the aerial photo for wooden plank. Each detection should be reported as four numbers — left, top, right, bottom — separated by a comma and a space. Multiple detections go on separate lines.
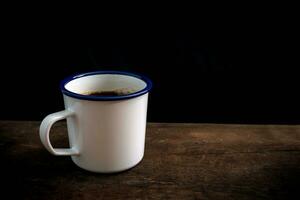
1, 121, 300, 200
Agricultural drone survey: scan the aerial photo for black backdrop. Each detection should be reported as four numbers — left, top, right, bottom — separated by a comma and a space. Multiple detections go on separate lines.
1, 23, 299, 124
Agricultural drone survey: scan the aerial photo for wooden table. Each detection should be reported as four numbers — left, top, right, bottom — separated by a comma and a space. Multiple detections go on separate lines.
1, 121, 300, 200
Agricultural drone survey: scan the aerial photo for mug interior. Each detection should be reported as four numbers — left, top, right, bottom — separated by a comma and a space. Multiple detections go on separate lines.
61, 71, 152, 101
65, 74, 147, 95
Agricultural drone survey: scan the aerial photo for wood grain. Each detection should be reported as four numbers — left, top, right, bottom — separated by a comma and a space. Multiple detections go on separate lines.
1, 121, 300, 200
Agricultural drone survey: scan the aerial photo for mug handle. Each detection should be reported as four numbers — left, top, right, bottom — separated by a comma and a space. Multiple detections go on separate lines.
39, 110, 80, 156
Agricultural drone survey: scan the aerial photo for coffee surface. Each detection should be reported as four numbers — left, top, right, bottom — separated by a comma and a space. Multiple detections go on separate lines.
84, 90, 128, 96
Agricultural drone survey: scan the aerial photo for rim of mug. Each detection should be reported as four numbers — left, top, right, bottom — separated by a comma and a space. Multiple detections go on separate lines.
60, 70, 153, 101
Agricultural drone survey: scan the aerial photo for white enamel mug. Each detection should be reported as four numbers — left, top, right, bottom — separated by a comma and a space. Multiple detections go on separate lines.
39, 71, 152, 173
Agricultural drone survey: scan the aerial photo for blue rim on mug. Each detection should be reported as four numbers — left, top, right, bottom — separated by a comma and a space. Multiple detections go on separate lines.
60, 71, 153, 101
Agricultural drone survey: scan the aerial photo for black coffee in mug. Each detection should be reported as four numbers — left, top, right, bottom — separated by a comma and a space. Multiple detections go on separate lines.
84, 90, 129, 96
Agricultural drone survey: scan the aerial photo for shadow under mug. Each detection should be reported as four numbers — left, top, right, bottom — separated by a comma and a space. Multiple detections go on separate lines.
39, 71, 152, 173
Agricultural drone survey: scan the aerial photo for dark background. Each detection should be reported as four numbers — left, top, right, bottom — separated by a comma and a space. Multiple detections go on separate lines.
1, 14, 299, 124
